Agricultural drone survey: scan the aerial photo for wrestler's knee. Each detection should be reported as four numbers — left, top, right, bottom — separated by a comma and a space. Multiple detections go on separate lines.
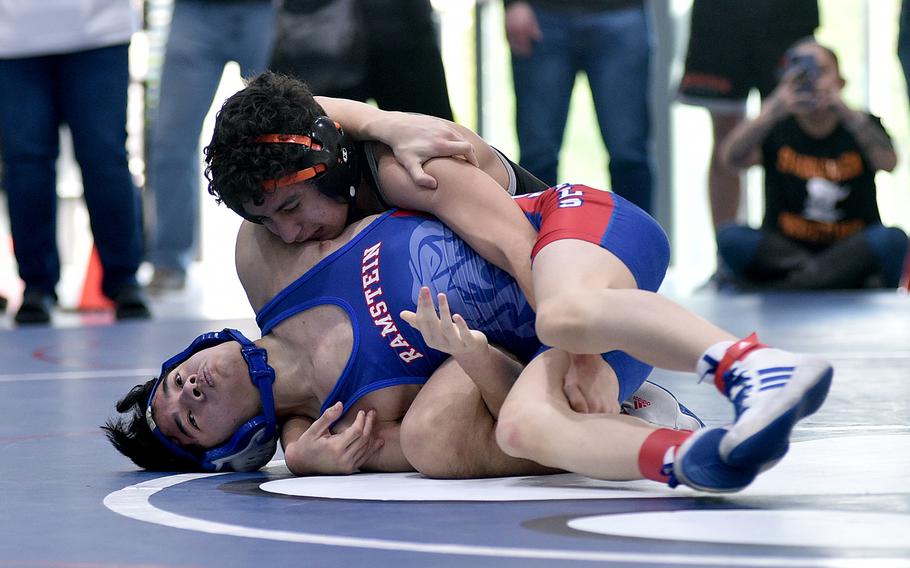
496, 397, 554, 461
534, 294, 592, 349
401, 407, 471, 478
400, 407, 440, 474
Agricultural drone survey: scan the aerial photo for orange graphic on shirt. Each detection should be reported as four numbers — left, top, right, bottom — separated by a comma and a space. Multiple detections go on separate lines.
776, 147, 863, 182
778, 212, 864, 244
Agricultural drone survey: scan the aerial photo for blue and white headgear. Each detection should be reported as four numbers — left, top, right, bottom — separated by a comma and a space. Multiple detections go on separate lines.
145, 328, 278, 472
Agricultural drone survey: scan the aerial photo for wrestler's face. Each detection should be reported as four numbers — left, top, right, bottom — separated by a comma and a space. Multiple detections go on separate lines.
243, 183, 349, 244
150, 342, 261, 449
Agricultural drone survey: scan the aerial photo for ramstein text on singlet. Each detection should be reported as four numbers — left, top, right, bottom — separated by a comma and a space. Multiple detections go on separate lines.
361, 242, 424, 363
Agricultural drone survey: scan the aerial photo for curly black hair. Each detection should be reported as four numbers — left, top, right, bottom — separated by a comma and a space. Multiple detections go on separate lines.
204, 71, 328, 215
101, 376, 202, 472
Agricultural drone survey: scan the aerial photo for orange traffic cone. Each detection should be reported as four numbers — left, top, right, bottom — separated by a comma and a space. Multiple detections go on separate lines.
78, 244, 113, 311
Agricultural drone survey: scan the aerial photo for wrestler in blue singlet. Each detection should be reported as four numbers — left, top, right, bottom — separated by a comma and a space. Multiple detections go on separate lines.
256, 210, 542, 416
258, 185, 668, 418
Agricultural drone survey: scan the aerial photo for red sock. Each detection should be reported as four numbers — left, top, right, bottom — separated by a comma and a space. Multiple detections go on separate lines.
638, 428, 693, 483
713, 332, 766, 393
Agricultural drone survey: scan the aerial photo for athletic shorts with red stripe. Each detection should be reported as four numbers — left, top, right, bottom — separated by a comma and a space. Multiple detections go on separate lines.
515, 183, 671, 402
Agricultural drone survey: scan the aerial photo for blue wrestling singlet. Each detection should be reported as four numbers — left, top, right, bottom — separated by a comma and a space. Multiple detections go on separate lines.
256, 210, 541, 416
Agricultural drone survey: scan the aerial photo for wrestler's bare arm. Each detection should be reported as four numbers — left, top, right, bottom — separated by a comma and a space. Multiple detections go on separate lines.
400, 355, 555, 478
355, 420, 412, 473
315, 95, 481, 188
280, 404, 406, 476
401, 287, 522, 417
375, 148, 538, 306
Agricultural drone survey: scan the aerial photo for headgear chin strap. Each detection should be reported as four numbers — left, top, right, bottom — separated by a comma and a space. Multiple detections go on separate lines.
145, 328, 278, 472
234, 116, 361, 222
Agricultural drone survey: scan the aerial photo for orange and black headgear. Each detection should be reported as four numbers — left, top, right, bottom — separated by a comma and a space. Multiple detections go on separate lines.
229, 116, 361, 222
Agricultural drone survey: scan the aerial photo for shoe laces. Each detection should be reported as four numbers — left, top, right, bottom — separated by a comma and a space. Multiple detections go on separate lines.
725, 357, 797, 417
723, 363, 760, 414
711, 332, 767, 402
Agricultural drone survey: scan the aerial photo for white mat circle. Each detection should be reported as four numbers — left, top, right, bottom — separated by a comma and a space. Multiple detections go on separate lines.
261, 434, 909, 501
568, 510, 910, 549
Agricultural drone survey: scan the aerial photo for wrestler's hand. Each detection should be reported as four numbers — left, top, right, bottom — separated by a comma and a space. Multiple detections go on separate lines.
284, 403, 383, 475
563, 353, 621, 415
379, 114, 479, 189
400, 287, 488, 356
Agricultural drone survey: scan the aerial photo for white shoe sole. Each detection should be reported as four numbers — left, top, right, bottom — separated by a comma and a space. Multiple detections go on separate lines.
719, 356, 833, 469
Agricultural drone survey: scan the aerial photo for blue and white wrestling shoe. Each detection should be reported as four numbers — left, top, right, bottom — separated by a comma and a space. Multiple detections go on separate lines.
670, 427, 758, 493
622, 380, 705, 431
698, 333, 834, 471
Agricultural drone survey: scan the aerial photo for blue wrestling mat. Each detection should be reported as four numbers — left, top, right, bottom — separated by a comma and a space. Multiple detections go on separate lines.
1, 291, 909, 568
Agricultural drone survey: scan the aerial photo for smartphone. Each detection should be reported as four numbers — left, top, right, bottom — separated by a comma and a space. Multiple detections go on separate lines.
788, 54, 818, 93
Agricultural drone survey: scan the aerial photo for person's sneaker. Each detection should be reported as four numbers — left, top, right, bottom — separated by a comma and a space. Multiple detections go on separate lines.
146, 266, 186, 294
670, 427, 759, 493
114, 285, 151, 320
14, 290, 54, 325
622, 380, 705, 431
698, 333, 833, 471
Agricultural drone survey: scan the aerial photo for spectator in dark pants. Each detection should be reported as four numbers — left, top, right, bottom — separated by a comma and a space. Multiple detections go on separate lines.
271, 0, 453, 120
677, 0, 818, 233
0, 0, 149, 324
358, 0, 453, 120
145, 0, 276, 293
504, 0, 654, 213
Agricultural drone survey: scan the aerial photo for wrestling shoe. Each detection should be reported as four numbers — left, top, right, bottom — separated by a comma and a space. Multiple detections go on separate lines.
622, 380, 705, 431
670, 427, 758, 493
698, 333, 833, 471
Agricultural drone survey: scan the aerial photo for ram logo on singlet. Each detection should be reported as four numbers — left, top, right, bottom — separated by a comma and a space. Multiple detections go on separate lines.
554, 183, 584, 208
361, 241, 424, 363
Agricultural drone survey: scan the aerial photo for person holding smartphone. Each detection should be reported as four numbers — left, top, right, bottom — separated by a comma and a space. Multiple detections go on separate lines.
717, 39, 907, 290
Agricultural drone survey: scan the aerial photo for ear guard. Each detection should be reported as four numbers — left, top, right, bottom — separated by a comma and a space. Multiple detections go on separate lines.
145, 328, 278, 472
235, 116, 361, 222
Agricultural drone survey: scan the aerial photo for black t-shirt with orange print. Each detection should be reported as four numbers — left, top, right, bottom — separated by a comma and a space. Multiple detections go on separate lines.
761, 114, 886, 245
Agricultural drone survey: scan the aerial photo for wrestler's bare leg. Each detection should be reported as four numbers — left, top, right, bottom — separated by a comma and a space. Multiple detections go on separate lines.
532, 239, 735, 368
497, 349, 658, 479
497, 349, 771, 492
401, 358, 556, 478
531, 240, 832, 473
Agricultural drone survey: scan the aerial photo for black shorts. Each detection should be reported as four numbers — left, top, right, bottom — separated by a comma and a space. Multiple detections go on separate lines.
677, 0, 818, 113
493, 147, 548, 196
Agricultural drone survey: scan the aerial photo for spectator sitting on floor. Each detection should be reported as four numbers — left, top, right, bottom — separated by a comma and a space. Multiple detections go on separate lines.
718, 39, 908, 290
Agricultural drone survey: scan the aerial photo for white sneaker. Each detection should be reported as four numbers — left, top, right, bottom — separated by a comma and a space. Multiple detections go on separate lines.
698, 334, 833, 471
622, 380, 705, 431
